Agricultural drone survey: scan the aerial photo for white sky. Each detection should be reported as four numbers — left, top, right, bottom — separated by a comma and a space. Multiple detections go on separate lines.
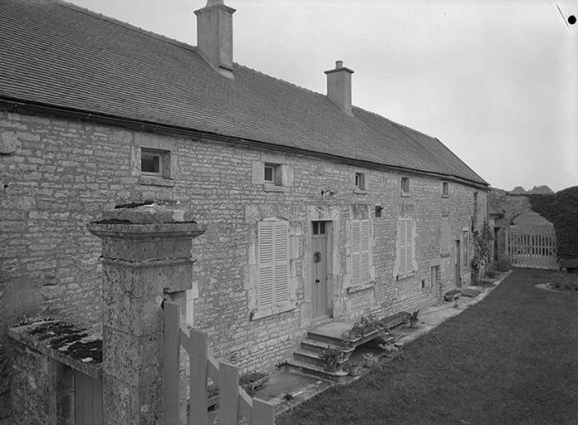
67, 0, 578, 192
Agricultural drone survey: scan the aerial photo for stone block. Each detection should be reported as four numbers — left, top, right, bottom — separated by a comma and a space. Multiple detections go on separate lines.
102, 290, 164, 336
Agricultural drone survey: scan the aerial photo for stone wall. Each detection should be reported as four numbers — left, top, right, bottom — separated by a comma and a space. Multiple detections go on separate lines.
0, 110, 488, 418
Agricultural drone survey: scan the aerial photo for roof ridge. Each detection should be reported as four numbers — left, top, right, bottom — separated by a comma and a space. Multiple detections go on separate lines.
55, 0, 198, 53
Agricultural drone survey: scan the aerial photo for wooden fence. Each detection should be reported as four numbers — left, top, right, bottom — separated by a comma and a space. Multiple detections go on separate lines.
506, 227, 558, 269
163, 301, 275, 425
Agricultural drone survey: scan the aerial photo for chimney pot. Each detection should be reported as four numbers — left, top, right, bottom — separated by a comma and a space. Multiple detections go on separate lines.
336, 60, 343, 69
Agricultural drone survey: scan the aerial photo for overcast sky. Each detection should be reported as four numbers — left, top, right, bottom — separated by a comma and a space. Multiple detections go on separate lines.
67, 0, 577, 192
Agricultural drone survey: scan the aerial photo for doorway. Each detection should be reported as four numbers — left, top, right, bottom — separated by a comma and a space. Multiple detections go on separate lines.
312, 221, 331, 320
455, 239, 462, 288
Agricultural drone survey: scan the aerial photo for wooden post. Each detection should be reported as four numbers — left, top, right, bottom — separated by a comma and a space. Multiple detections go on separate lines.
164, 302, 181, 425
252, 399, 275, 425
218, 362, 239, 425
189, 330, 208, 425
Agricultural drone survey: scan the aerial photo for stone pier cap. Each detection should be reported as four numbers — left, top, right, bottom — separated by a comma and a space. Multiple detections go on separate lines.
87, 202, 206, 240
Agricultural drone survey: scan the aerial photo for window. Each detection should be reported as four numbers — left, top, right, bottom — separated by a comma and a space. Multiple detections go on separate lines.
462, 229, 470, 273
264, 163, 279, 185
401, 177, 410, 195
258, 220, 289, 309
141, 149, 164, 176
398, 218, 415, 275
440, 216, 450, 256
355, 172, 365, 190
312, 221, 326, 235
351, 219, 371, 285
442, 182, 449, 197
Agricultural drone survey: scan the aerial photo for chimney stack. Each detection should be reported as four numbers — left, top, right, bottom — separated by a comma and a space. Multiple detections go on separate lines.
324, 61, 354, 116
195, 0, 236, 78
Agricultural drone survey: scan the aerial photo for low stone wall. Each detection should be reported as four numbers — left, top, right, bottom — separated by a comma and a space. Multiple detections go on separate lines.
9, 319, 102, 425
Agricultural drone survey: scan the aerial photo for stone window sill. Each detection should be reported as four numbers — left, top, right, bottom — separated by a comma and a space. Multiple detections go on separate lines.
442, 194, 449, 198
353, 188, 368, 195
263, 183, 289, 193
139, 176, 175, 187
401, 191, 411, 197
250, 303, 296, 321
396, 271, 417, 281
346, 281, 375, 294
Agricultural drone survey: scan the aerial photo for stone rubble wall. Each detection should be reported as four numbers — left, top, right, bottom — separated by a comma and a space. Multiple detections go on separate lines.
0, 110, 488, 419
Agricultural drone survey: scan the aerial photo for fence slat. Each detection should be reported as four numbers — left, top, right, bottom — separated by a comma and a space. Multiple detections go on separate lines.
189, 329, 208, 425
163, 301, 181, 425
219, 362, 239, 425
239, 388, 253, 420
252, 398, 275, 425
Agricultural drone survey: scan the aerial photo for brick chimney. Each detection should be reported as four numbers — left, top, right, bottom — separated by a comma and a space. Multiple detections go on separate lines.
324, 60, 354, 116
195, 0, 236, 78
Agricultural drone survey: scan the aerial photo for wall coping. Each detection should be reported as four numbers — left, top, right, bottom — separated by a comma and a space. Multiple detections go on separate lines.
9, 320, 102, 379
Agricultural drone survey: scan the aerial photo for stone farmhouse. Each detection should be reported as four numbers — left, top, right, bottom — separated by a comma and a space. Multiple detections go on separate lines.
0, 0, 489, 418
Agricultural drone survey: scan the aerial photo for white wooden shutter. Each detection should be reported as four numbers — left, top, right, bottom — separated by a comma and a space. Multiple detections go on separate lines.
399, 219, 407, 274
273, 222, 289, 305
408, 219, 414, 272
441, 217, 450, 255
351, 220, 361, 285
258, 220, 289, 309
360, 220, 370, 283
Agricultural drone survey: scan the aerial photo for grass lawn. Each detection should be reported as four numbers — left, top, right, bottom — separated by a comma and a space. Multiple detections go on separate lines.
277, 269, 578, 425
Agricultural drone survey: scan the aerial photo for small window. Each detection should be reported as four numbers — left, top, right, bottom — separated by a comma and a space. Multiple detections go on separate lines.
312, 221, 326, 235
141, 149, 164, 175
442, 182, 449, 197
264, 163, 279, 185
355, 172, 365, 190
401, 177, 410, 194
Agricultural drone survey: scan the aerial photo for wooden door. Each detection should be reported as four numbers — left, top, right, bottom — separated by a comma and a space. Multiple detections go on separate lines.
312, 221, 328, 320
455, 239, 462, 288
74, 370, 103, 425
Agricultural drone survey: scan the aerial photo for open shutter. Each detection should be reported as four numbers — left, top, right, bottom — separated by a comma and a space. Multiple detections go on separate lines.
273, 222, 289, 305
360, 220, 370, 283
258, 221, 274, 308
351, 220, 361, 285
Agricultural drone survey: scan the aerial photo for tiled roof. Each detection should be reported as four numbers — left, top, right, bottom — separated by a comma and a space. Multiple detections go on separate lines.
0, 0, 488, 186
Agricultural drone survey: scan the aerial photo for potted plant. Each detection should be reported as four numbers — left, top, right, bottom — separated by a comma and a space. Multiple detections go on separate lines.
320, 347, 345, 372
348, 360, 362, 376
363, 352, 378, 368
408, 310, 420, 328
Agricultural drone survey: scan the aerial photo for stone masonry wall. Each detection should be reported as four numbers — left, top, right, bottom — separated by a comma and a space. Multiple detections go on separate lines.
0, 110, 488, 418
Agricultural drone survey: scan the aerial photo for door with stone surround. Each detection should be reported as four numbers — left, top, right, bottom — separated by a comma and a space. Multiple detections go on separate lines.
312, 221, 329, 320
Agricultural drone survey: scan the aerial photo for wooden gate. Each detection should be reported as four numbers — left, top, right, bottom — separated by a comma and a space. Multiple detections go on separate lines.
507, 227, 557, 269
74, 370, 104, 425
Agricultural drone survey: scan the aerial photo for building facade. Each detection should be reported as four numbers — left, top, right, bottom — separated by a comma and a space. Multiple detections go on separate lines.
0, 0, 489, 419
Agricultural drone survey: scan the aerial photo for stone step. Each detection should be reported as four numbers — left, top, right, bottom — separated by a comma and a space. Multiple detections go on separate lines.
293, 348, 325, 367
285, 359, 350, 384
300, 338, 355, 355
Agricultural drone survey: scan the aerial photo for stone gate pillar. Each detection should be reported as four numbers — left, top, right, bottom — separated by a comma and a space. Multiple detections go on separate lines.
88, 204, 205, 425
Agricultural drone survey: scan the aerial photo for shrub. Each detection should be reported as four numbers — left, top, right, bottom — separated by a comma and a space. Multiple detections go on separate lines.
495, 259, 511, 272
485, 263, 497, 278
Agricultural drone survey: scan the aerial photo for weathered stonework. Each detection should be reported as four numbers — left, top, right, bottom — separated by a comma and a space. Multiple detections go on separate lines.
0, 110, 488, 418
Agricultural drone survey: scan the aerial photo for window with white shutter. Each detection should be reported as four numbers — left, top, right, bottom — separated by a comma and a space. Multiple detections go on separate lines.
258, 220, 289, 309
398, 218, 415, 275
351, 219, 371, 285
441, 216, 450, 256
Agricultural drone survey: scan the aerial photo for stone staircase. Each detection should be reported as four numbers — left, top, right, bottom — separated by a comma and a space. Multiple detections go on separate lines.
286, 313, 408, 383
287, 322, 385, 383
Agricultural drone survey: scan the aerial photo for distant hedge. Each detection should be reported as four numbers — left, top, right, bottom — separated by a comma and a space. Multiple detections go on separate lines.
529, 186, 578, 261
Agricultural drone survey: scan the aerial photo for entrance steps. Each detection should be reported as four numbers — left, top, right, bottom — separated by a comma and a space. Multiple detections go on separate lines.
286, 313, 408, 383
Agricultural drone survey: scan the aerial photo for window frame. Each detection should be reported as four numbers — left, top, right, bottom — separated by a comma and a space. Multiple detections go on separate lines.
355, 172, 365, 190
442, 181, 449, 197
264, 163, 279, 185
141, 148, 165, 177
401, 177, 411, 196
